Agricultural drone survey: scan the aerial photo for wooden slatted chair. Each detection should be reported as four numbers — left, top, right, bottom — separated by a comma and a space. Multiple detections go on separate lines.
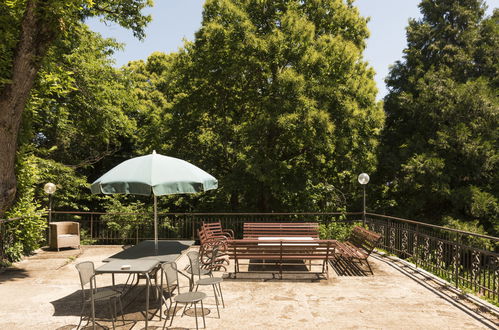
202, 221, 234, 240
197, 227, 228, 271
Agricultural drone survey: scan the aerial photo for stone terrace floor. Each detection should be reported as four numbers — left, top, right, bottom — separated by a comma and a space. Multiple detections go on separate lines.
0, 245, 497, 330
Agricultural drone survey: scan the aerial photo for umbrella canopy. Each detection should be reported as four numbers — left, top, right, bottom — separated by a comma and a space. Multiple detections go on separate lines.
90, 151, 217, 249
91, 151, 217, 195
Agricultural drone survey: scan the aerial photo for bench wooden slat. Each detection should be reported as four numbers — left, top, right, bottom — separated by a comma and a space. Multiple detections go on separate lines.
243, 222, 319, 239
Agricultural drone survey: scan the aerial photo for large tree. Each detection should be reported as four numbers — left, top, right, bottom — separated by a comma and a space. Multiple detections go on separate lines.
378, 0, 498, 233
0, 0, 152, 216
142, 0, 384, 212
2, 24, 141, 261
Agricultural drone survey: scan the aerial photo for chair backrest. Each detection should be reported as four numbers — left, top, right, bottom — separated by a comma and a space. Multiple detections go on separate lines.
52, 221, 80, 235
162, 262, 180, 293
202, 221, 223, 237
189, 246, 222, 278
198, 227, 210, 245
75, 261, 95, 290
187, 250, 203, 279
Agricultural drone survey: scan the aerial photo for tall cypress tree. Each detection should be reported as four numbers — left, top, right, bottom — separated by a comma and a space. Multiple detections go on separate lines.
378, 0, 498, 233
155, 0, 384, 212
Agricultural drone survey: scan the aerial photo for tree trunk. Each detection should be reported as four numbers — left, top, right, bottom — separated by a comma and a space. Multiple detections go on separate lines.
0, 0, 56, 216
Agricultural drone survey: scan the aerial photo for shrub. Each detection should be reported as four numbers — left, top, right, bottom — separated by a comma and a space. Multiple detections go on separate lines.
3, 153, 45, 262
319, 221, 356, 241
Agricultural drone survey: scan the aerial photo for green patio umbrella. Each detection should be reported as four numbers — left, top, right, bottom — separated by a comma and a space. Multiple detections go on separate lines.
90, 151, 218, 250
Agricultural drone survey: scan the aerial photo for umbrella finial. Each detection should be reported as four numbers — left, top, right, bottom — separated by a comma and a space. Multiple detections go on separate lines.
152, 150, 156, 154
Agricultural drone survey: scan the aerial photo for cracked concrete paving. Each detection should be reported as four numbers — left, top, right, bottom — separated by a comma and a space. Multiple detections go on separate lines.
0, 245, 497, 330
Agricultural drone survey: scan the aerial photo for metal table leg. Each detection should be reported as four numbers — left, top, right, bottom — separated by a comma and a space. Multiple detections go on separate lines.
145, 272, 150, 329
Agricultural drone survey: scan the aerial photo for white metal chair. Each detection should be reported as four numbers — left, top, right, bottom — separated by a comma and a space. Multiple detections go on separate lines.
187, 247, 225, 318
75, 261, 124, 330
162, 261, 207, 330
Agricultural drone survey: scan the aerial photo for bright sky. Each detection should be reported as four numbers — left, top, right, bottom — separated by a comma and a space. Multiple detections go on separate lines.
86, 0, 498, 99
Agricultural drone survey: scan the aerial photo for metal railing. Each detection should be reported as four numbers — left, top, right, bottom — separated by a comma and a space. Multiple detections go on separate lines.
365, 213, 499, 304
50, 211, 360, 244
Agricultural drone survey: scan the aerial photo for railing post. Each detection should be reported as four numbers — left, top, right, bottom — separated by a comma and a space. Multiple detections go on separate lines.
454, 234, 461, 289
90, 213, 94, 241
0, 221, 4, 264
415, 224, 419, 268
191, 214, 195, 240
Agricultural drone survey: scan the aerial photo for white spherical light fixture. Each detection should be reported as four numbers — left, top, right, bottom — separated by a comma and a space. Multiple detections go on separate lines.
43, 182, 57, 194
358, 173, 370, 185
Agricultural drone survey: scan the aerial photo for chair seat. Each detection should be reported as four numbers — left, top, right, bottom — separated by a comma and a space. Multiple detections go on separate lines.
197, 277, 223, 286
174, 291, 207, 304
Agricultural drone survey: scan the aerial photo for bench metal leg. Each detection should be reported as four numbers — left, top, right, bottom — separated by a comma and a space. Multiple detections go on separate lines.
364, 259, 374, 275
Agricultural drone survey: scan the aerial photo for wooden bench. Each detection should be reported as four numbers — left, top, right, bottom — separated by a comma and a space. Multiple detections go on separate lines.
243, 222, 319, 239
334, 226, 382, 274
227, 238, 335, 279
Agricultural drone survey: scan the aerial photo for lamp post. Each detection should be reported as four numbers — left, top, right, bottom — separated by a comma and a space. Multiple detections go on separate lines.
358, 173, 370, 224
44, 183, 56, 247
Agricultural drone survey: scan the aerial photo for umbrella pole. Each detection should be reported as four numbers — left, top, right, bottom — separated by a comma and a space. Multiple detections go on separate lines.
154, 195, 158, 251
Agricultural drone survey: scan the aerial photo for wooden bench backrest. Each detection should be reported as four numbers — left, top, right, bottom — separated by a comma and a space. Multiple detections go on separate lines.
348, 226, 382, 256
243, 222, 319, 239
227, 239, 333, 260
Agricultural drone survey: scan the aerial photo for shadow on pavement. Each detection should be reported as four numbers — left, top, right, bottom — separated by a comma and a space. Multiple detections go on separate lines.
0, 267, 30, 283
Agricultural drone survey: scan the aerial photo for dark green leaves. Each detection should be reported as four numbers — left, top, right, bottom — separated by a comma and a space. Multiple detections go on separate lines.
379, 0, 498, 234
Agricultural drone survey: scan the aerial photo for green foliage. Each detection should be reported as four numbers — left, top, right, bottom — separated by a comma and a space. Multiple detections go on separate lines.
0, 0, 153, 90
442, 216, 496, 250
319, 221, 355, 240
4, 152, 46, 262
133, 0, 384, 212
0, 0, 23, 86
101, 196, 150, 241
79, 227, 96, 245
0, 0, 153, 239
25, 26, 138, 168
377, 0, 498, 234
33, 156, 92, 211
17, 26, 141, 213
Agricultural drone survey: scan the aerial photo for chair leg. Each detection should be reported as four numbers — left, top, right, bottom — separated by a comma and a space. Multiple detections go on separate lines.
164, 293, 174, 319
181, 303, 189, 317
194, 302, 199, 330
212, 285, 220, 318
200, 299, 206, 328
218, 283, 225, 308
91, 297, 96, 330
76, 299, 87, 330
162, 300, 172, 329
169, 302, 178, 327
109, 299, 116, 330
118, 297, 125, 325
